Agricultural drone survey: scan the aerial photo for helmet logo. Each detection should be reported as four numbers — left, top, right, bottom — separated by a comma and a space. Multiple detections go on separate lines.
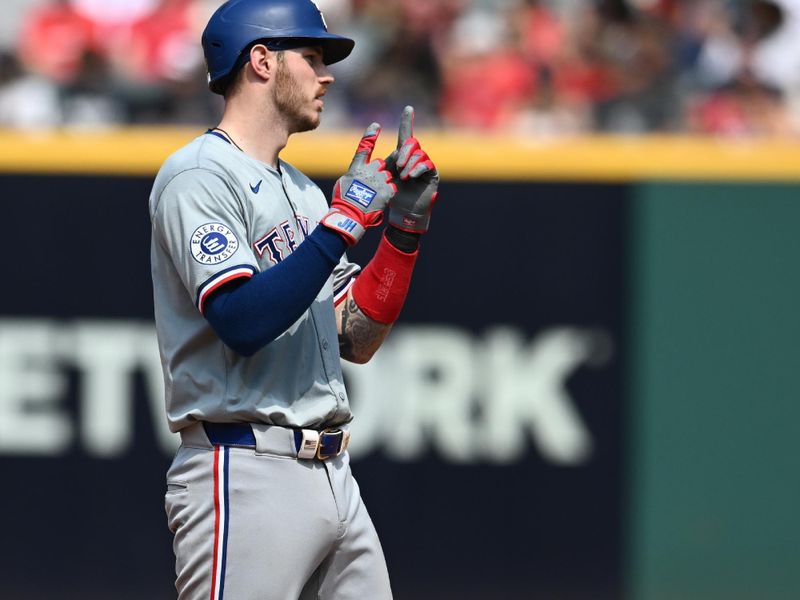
309, 0, 328, 30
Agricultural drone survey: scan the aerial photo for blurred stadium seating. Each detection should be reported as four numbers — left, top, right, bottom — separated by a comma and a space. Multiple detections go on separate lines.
2, 0, 800, 135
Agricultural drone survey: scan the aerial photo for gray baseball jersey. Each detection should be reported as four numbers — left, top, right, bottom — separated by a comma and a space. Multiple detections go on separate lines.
150, 132, 360, 433
153, 132, 393, 600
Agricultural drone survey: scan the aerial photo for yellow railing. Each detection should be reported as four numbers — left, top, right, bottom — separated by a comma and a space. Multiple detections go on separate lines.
1, 127, 800, 181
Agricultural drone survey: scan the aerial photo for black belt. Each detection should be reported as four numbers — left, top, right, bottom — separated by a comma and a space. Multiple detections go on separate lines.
203, 423, 349, 460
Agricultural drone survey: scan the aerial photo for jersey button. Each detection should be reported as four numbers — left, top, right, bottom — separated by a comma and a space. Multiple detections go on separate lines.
322, 339, 329, 350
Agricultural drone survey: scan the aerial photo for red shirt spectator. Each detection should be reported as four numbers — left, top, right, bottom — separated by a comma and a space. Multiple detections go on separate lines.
440, 48, 537, 129
18, 0, 96, 83
516, 1, 565, 68
124, 0, 201, 83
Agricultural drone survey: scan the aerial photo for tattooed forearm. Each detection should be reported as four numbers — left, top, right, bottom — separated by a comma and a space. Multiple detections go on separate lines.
338, 298, 391, 363
338, 298, 354, 357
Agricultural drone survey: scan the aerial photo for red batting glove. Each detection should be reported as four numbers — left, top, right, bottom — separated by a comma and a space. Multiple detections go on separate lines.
321, 123, 397, 245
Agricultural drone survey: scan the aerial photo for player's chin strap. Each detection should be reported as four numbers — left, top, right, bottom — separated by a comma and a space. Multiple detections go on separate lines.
351, 227, 419, 325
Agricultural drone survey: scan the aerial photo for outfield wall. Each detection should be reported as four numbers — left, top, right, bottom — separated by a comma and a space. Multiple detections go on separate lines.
0, 131, 796, 600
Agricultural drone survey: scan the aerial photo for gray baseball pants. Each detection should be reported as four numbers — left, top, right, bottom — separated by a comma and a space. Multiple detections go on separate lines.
165, 423, 392, 600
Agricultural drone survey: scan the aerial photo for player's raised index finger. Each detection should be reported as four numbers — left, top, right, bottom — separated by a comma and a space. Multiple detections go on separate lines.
351, 122, 381, 168
397, 105, 414, 148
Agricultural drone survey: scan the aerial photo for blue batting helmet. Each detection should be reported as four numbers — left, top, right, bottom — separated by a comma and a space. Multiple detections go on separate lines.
202, 0, 355, 94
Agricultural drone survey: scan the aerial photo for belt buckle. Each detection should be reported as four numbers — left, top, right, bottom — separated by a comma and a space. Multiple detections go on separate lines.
316, 428, 350, 460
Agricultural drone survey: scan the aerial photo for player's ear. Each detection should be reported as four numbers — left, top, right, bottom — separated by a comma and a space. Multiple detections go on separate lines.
247, 44, 275, 83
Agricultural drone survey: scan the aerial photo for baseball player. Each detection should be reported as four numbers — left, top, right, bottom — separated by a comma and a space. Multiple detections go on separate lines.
148, 0, 439, 598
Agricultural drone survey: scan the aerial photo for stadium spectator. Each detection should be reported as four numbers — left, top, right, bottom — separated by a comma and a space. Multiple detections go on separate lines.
688, 75, 790, 136
686, 0, 798, 135
439, 5, 538, 130
18, 0, 97, 83
0, 50, 61, 128
110, 0, 215, 123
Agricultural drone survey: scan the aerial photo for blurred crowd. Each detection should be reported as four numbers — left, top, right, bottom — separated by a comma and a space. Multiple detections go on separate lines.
1, 0, 800, 136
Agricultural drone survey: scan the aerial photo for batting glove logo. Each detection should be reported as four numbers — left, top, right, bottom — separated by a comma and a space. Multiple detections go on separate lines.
191, 223, 239, 264
344, 180, 377, 207
335, 216, 358, 233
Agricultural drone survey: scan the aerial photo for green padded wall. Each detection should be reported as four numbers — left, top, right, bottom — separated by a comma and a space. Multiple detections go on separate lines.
628, 183, 800, 600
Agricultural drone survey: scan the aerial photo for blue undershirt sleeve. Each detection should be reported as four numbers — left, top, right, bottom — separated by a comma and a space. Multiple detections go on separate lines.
203, 226, 349, 356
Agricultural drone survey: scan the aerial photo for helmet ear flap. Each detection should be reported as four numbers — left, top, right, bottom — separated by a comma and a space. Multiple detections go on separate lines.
210, 72, 234, 96
208, 45, 249, 97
